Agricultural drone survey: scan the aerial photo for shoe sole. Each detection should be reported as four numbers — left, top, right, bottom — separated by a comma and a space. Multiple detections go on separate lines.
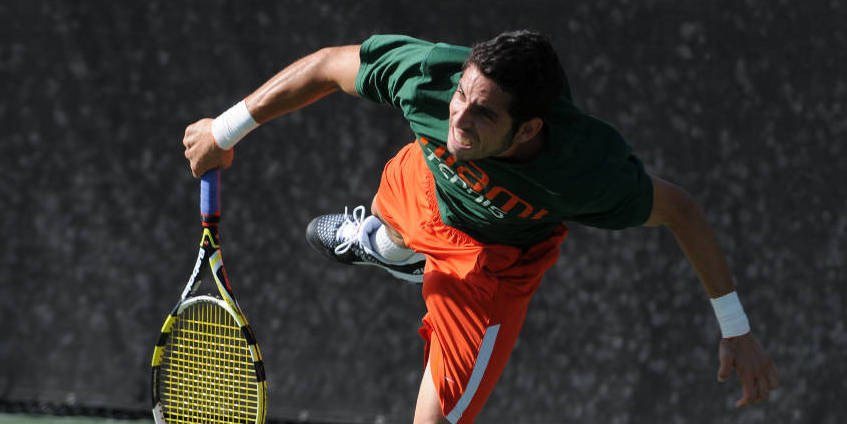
351, 260, 424, 284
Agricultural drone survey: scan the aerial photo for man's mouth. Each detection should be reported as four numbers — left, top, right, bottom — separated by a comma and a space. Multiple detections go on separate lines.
451, 127, 474, 149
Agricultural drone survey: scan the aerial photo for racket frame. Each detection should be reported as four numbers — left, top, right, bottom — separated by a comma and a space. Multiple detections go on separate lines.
151, 169, 267, 424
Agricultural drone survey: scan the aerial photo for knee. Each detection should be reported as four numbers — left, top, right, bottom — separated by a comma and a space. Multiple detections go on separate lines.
370, 195, 408, 248
370, 194, 382, 220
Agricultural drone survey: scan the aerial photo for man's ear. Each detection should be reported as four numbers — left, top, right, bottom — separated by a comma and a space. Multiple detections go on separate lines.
515, 117, 544, 144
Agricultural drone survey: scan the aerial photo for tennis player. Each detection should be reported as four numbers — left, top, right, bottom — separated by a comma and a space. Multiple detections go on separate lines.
182, 31, 779, 423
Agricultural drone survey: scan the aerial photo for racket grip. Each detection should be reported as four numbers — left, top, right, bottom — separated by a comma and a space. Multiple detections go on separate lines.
200, 168, 221, 217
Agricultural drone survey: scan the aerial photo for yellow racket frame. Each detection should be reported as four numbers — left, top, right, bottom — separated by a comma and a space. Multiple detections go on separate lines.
152, 296, 266, 424
151, 226, 267, 424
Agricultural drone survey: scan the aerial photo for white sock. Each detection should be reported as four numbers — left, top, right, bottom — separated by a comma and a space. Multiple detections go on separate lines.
370, 224, 416, 263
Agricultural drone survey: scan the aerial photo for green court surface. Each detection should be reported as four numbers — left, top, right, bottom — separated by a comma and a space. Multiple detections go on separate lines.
0, 415, 151, 424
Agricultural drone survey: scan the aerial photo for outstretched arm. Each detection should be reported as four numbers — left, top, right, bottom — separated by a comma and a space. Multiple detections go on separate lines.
643, 174, 779, 407
182, 45, 361, 177
244, 45, 361, 123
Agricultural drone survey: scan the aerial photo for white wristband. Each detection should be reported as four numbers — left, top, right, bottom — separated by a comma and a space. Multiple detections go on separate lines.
211, 100, 259, 150
710, 291, 751, 338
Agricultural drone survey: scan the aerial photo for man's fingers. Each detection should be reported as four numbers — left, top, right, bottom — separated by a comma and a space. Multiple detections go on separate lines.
756, 377, 770, 402
735, 374, 777, 407
221, 149, 234, 169
183, 120, 202, 148
738, 377, 769, 407
717, 341, 734, 382
717, 334, 778, 407
735, 375, 755, 407
180, 118, 224, 179
717, 360, 733, 382
188, 157, 200, 178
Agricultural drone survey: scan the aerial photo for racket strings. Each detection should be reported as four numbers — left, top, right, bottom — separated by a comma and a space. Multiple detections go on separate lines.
159, 302, 259, 423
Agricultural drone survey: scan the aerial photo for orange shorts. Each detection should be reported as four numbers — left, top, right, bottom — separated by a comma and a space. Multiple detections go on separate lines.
374, 142, 568, 423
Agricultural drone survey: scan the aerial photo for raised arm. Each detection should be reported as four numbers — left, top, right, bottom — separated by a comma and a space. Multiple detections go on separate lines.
643, 174, 779, 407
244, 45, 361, 123
183, 45, 361, 177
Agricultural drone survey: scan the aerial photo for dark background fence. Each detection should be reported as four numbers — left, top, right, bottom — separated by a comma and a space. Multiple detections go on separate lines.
2, 1, 845, 423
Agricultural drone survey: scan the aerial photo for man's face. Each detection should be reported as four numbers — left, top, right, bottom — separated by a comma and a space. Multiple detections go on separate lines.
446, 64, 518, 161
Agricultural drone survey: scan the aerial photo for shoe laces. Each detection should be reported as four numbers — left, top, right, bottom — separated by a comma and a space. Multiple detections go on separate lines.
334, 205, 366, 255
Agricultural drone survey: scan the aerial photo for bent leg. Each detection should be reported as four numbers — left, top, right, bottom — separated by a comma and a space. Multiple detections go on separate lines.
372, 194, 408, 248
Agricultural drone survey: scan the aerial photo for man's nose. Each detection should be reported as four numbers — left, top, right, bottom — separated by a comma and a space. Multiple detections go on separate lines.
452, 105, 473, 130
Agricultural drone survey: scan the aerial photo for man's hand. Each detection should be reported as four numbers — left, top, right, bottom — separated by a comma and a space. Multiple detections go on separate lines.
182, 118, 234, 178
717, 332, 779, 407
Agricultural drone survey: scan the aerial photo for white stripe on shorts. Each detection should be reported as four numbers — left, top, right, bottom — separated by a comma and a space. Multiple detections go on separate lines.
446, 324, 501, 424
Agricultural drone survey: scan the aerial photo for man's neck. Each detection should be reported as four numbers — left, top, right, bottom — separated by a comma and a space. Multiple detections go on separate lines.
495, 128, 547, 163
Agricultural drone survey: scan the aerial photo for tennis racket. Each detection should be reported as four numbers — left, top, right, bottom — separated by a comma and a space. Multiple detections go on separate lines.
151, 168, 267, 424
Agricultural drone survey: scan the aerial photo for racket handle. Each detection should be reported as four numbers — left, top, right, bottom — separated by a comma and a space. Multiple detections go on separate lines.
200, 168, 221, 218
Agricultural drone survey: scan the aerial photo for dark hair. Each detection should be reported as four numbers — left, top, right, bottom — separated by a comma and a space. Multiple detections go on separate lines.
464, 30, 565, 126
